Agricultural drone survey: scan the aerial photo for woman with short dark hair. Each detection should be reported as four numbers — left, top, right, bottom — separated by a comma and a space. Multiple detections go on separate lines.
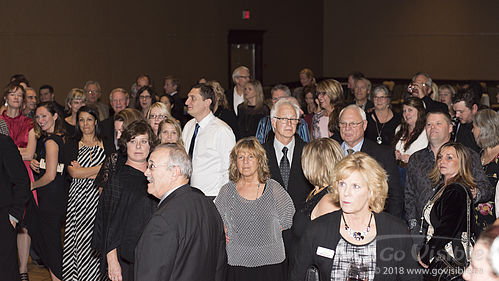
105, 120, 159, 281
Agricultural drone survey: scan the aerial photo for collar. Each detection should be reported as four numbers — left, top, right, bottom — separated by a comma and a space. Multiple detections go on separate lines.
274, 136, 295, 153
159, 184, 185, 205
196, 111, 214, 127
169, 91, 178, 96
341, 138, 364, 155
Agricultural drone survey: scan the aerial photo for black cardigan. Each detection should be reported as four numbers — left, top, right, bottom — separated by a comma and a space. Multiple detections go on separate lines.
289, 210, 421, 281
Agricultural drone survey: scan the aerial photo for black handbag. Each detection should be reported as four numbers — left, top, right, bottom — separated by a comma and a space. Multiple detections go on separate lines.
425, 184, 472, 281
304, 265, 320, 281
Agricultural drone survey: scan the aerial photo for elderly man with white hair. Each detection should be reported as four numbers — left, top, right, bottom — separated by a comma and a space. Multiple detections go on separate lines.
338, 104, 404, 218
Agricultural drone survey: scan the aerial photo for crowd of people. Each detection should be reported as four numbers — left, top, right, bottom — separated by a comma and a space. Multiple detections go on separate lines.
1, 69, 498, 281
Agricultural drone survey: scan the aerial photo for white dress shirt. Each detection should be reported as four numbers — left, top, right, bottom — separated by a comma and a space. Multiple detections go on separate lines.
394, 125, 429, 156
182, 112, 236, 196
273, 137, 296, 168
233, 87, 244, 115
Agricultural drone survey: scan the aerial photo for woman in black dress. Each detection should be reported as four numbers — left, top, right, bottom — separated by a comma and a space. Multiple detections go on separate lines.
105, 120, 159, 281
237, 79, 270, 138
291, 138, 343, 254
29, 102, 66, 281
365, 85, 401, 146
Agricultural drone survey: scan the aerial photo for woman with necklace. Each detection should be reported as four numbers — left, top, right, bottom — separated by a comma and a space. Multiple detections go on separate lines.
62, 106, 109, 280
290, 138, 343, 255
105, 120, 159, 281
214, 137, 295, 281
1, 82, 36, 280
418, 143, 476, 279
237, 80, 270, 139
63, 88, 86, 140
28, 102, 66, 281
472, 109, 499, 231
290, 153, 419, 281
365, 85, 401, 146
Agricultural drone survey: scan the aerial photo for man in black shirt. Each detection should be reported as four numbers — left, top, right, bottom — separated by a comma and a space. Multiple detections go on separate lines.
408, 72, 448, 113
452, 89, 481, 153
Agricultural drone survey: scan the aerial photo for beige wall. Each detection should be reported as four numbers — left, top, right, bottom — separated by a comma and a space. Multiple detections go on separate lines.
323, 1, 499, 81
0, 0, 323, 103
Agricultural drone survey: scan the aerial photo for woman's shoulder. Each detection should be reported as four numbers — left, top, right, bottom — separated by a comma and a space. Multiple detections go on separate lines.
375, 212, 410, 233
442, 182, 470, 198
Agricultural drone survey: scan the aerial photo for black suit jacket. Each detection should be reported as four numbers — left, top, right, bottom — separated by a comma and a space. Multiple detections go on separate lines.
422, 95, 448, 113
360, 138, 404, 218
170, 92, 187, 126
264, 136, 313, 210
134, 184, 227, 281
101, 116, 116, 154
289, 210, 420, 281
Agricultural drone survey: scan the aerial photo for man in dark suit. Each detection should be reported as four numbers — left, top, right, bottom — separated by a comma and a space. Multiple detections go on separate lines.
101, 88, 129, 152
263, 98, 314, 211
135, 144, 227, 281
163, 75, 187, 125
225, 66, 250, 116
339, 104, 404, 218
409, 72, 448, 113
0, 134, 30, 280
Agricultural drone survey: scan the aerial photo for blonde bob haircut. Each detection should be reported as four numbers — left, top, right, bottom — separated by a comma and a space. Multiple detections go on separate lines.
229, 137, 270, 183
65, 88, 86, 112
328, 152, 388, 213
302, 138, 344, 190
146, 102, 172, 119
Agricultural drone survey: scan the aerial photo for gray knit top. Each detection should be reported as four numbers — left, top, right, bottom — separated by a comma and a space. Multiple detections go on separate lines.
214, 178, 295, 267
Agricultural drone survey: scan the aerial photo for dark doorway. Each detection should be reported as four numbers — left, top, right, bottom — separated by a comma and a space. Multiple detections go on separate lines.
228, 30, 264, 88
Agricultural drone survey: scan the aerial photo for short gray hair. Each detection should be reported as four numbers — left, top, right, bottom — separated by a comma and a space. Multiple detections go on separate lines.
411, 72, 432, 87
339, 104, 366, 121
472, 109, 499, 149
270, 97, 300, 120
156, 143, 192, 179
84, 80, 102, 93
232, 66, 250, 82
271, 84, 291, 97
372, 85, 391, 98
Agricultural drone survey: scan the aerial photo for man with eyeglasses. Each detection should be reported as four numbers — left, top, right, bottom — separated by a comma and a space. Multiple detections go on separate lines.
255, 85, 311, 144
84, 80, 109, 121
339, 104, 403, 218
226, 66, 251, 116
408, 72, 448, 113
101, 88, 130, 152
135, 144, 227, 281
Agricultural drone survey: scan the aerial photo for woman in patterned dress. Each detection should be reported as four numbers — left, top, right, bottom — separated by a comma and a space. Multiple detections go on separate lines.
63, 106, 107, 280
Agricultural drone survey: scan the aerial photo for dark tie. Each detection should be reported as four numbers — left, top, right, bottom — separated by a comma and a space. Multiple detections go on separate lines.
347, 149, 355, 155
188, 123, 200, 159
280, 147, 290, 190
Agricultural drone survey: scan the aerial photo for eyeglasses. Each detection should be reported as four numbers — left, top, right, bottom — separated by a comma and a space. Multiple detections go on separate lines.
86, 90, 99, 95
147, 162, 170, 170
338, 121, 364, 128
274, 116, 299, 124
237, 75, 251, 79
140, 95, 152, 100
317, 91, 327, 96
373, 96, 390, 100
149, 114, 166, 120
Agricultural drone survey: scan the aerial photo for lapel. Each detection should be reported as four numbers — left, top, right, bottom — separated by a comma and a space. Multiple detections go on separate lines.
157, 184, 190, 209
289, 137, 304, 179
265, 139, 284, 185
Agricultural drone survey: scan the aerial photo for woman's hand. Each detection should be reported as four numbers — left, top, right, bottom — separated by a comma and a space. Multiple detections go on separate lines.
399, 153, 411, 164
30, 159, 40, 173
107, 250, 122, 281
70, 161, 81, 168
417, 253, 428, 269
395, 150, 401, 160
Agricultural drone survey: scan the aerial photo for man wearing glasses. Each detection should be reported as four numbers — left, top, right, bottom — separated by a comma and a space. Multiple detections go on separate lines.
84, 80, 110, 121
339, 104, 403, 218
226, 66, 251, 115
408, 72, 448, 113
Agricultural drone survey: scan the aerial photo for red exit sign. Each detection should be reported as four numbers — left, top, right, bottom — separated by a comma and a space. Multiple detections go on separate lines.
242, 10, 250, 20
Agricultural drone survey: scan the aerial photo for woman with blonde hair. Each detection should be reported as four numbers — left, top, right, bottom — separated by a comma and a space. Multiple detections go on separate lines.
157, 117, 184, 146
293, 68, 317, 107
291, 138, 343, 253
290, 152, 419, 281
418, 142, 476, 278
64, 88, 86, 139
237, 79, 270, 139
146, 102, 171, 135
206, 80, 238, 138
215, 137, 294, 281
312, 79, 345, 139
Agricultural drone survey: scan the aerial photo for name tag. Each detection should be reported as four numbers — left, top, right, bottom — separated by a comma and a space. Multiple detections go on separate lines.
316, 246, 335, 259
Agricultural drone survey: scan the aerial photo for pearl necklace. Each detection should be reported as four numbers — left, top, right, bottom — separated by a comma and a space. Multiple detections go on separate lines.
342, 212, 373, 241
